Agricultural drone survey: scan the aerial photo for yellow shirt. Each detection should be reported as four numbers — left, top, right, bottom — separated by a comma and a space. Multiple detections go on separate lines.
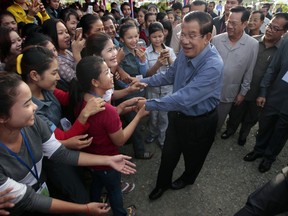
7, 1, 50, 25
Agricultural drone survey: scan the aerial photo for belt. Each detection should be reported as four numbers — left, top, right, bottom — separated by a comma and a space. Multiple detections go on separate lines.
172, 108, 216, 119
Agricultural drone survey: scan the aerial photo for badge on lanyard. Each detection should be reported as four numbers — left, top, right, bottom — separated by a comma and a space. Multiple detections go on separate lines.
282, 71, 288, 83
37, 182, 50, 197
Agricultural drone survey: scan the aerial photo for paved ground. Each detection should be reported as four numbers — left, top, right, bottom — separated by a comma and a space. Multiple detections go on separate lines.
119, 118, 288, 216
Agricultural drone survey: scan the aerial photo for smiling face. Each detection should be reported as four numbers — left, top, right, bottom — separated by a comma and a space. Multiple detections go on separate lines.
248, 12, 263, 32
180, 20, 211, 58
9, 31, 22, 56
121, 27, 139, 51
56, 22, 71, 51
150, 30, 164, 48
32, 58, 60, 92
6, 82, 37, 128
103, 19, 116, 39
265, 17, 287, 43
94, 62, 114, 93
101, 39, 118, 68
65, 14, 78, 36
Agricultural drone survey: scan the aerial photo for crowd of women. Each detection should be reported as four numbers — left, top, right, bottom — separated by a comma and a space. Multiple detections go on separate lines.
0, 0, 180, 215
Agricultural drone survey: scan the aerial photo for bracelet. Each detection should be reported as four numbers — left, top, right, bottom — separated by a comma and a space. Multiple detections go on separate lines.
86, 204, 90, 216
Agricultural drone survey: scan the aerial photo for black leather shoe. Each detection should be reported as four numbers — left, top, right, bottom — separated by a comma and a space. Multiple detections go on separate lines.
221, 130, 234, 139
171, 178, 192, 190
258, 159, 273, 173
237, 137, 246, 146
149, 187, 167, 200
243, 151, 262, 162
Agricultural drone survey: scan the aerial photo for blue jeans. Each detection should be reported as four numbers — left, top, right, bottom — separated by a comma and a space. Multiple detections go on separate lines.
90, 169, 127, 216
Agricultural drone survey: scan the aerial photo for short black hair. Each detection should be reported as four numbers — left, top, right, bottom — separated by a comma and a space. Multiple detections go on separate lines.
191, 0, 208, 12
157, 12, 167, 22
101, 15, 116, 24
230, 6, 250, 22
172, 2, 183, 11
251, 11, 265, 21
183, 11, 213, 35
79, 14, 102, 38
183, 4, 191, 11
274, 12, 288, 31
209, 1, 216, 7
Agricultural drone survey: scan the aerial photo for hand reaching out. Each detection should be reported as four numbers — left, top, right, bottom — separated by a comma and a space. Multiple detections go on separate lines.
108, 155, 136, 175
61, 134, 93, 150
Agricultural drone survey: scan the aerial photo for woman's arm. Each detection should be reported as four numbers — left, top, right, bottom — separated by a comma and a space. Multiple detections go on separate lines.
111, 81, 147, 100
49, 199, 109, 215
109, 105, 149, 146
54, 97, 105, 144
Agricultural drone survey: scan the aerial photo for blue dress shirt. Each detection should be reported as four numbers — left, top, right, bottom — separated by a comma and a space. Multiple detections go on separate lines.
141, 43, 224, 116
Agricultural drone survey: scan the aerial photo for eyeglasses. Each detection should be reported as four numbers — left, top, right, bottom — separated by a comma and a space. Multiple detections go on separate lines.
179, 33, 204, 41
225, 20, 242, 27
266, 24, 284, 32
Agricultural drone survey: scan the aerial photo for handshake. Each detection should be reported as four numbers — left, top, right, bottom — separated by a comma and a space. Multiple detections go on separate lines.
116, 97, 149, 117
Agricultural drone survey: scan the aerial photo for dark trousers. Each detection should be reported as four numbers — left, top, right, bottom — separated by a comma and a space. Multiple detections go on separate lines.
254, 106, 288, 162
90, 169, 126, 216
156, 110, 218, 189
122, 111, 146, 156
234, 167, 288, 216
226, 101, 261, 139
43, 158, 89, 216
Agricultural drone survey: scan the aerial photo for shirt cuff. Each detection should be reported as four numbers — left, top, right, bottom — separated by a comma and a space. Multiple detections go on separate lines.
139, 59, 147, 65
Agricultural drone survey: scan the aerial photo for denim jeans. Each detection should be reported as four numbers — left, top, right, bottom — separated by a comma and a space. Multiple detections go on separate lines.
90, 169, 127, 216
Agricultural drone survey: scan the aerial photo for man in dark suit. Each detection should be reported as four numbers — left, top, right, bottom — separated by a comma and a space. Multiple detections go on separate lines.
243, 37, 288, 173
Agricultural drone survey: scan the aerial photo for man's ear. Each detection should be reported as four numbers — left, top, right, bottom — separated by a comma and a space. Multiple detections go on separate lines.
242, 21, 248, 29
205, 32, 212, 43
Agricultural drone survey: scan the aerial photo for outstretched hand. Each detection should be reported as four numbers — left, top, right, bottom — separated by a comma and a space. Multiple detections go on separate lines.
108, 155, 136, 175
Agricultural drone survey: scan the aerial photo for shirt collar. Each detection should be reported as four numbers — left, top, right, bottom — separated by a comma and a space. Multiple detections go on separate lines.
123, 44, 134, 56
221, 32, 248, 45
147, 43, 166, 53
259, 35, 283, 49
187, 43, 211, 68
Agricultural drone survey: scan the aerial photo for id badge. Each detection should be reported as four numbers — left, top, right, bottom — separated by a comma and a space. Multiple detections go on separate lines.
36, 182, 50, 197
282, 71, 288, 83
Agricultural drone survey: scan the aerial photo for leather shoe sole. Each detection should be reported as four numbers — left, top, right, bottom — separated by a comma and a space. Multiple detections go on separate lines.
149, 187, 167, 200
243, 151, 262, 162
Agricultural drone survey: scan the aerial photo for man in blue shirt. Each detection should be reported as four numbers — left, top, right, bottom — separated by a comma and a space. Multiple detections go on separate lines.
138, 11, 224, 200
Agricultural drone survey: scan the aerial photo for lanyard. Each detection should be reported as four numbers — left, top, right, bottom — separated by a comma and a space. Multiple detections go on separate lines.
0, 130, 39, 182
